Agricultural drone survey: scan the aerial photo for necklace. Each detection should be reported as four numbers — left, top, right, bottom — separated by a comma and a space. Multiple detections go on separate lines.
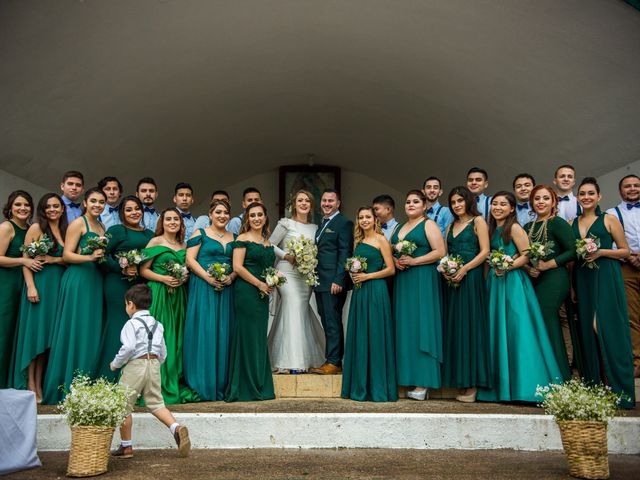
527, 217, 549, 245
212, 230, 225, 239
163, 235, 178, 245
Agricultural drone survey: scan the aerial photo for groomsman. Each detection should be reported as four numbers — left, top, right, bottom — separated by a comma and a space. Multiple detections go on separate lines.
227, 187, 262, 235
466, 167, 492, 220
194, 190, 231, 231
98, 176, 123, 229
606, 174, 640, 378
173, 183, 196, 240
310, 189, 354, 375
60, 170, 84, 223
554, 164, 581, 222
513, 173, 536, 226
423, 177, 453, 236
136, 177, 159, 231
372, 194, 398, 240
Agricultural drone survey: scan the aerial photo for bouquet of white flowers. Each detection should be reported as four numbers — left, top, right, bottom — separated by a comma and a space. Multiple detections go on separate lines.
393, 239, 417, 257
345, 255, 368, 289
261, 266, 287, 298
575, 235, 600, 269
207, 262, 231, 291
161, 261, 189, 293
487, 248, 514, 272
526, 241, 555, 267
115, 249, 147, 281
82, 234, 111, 263
437, 254, 465, 288
21, 233, 55, 258
286, 235, 319, 287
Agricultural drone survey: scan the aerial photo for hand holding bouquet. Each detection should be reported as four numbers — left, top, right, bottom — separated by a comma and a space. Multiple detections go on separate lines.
207, 262, 231, 291
115, 249, 147, 281
82, 234, 111, 263
21, 233, 54, 258
345, 255, 368, 289
437, 254, 465, 287
261, 267, 287, 298
487, 248, 514, 276
286, 235, 319, 287
393, 239, 417, 258
575, 235, 600, 269
526, 241, 555, 267
161, 261, 189, 293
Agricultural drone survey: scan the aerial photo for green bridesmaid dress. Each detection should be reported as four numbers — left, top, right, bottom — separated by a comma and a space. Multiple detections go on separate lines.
524, 216, 576, 381
143, 245, 199, 404
391, 220, 443, 389
96, 224, 154, 381
184, 230, 235, 401
11, 239, 64, 390
225, 240, 276, 402
572, 214, 635, 408
0, 221, 27, 387
341, 242, 397, 402
442, 220, 492, 389
477, 227, 563, 403
43, 217, 105, 404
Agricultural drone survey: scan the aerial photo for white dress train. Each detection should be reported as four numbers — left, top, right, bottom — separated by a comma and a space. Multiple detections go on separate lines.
268, 218, 325, 370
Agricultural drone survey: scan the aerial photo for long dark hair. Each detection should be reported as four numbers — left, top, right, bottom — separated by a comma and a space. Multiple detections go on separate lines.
240, 202, 270, 239
35, 193, 68, 250
488, 191, 518, 244
81, 187, 106, 215
2, 190, 34, 221
447, 186, 479, 221
155, 207, 185, 243
118, 195, 144, 225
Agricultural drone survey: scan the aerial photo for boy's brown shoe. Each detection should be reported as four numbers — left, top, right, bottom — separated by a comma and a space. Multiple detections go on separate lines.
174, 425, 191, 457
111, 444, 133, 458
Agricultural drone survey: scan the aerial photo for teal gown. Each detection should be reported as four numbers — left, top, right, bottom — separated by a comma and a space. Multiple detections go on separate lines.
43, 217, 105, 404
0, 221, 27, 388
184, 230, 235, 401
477, 227, 563, 403
11, 239, 64, 390
391, 221, 442, 389
143, 245, 200, 405
442, 220, 492, 389
341, 242, 397, 402
96, 224, 154, 381
572, 214, 635, 408
225, 241, 276, 402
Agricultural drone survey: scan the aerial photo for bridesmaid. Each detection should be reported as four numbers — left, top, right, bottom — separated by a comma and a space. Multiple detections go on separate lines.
11, 193, 67, 400
96, 195, 154, 381
572, 177, 635, 408
225, 202, 276, 402
43, 188, 107, 404
391, 190, 445, 400
341, 206, 397, 402
140, 208, 199, 404
524, 185, 576, 381
0, 190, 36, 388
477, 191, 563, 403
184, 199, 237, 401
442, 186, 491, 403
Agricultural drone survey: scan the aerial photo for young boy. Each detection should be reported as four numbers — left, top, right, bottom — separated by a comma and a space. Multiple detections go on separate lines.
110, 284, 190, 458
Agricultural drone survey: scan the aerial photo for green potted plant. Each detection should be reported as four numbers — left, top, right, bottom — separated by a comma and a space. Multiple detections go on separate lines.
536, 379, 624, 480
59, 374, 131, 477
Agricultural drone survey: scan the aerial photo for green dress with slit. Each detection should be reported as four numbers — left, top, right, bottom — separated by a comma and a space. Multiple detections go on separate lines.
96, 225, 154, 381
572, 214, 636, 408
391, 220, 443, 389
225, 240, 276, 402
143, 245, 199, 404
0, 221, 27, 388
11, 238, 64, 390
43, 217, 105, 404
341, 242, 397, 402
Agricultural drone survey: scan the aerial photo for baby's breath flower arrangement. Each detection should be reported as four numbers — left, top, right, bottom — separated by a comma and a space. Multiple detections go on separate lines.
59, 374, 132, 428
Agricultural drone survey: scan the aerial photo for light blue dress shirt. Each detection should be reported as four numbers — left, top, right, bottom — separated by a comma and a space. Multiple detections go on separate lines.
426, 202, 454, 237
516, 202, 536, 226
227, 213, 244, 236
607, 201, 640, 254
194, 215, 211, 231
62, 196, 83, 223
100, 205, 121, 230
380, 217, 398, 241
142, 207, 159, 232
557, 192, 581, 222
475, 194, 492, 221
177, 208, 196, 240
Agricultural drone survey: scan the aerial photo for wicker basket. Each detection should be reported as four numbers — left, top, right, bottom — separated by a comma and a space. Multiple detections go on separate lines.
557, 420, 609, 479
67, 426, 115, 477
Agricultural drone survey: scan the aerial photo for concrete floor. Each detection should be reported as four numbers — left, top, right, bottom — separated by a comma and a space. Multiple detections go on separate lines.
6, 449, 640, 479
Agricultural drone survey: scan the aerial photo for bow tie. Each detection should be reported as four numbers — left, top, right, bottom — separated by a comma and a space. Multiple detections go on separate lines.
181, 212, 192, 220
68, 202, 81, 209
627, 202, 640, 210
108, 206, 118, 214
144, 206, 156, 214
558, 196, 570, 202
381, 223, 388, 229
426, 207, 434, 215
517, 203, 529, 211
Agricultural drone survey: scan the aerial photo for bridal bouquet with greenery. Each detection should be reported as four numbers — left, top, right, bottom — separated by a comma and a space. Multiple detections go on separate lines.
393, 239, 417, 257
116, 249, 147, 281
21, 233, 54, 258
58, 374, 132, 428
82, 234, 111, 263
437, 254, 465, 288
345, 255, 368, 289
286, 235, 319, 287
161, 261, 189, 293
575, 235, 600, 269
526, 240, 555, 267
207, 262, 231, 291
487, 248, 514, 272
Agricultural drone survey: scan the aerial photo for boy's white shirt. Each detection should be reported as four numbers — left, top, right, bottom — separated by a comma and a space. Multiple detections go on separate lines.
111, 309, 167, 369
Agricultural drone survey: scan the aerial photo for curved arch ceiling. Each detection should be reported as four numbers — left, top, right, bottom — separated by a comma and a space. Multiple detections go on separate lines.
1, 0, 640, 195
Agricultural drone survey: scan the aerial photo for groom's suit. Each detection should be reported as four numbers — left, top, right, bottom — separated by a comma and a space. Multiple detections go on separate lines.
314, 212, 354, 367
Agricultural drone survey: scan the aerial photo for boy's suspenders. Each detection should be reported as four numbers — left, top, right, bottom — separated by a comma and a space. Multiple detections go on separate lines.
134, 315, 158, 354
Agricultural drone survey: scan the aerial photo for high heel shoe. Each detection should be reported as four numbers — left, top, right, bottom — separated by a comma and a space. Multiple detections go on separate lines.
407, 388, 429, 401
456, 388, 477, 403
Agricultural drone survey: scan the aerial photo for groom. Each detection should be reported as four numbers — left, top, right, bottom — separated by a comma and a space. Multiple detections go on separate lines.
310, 189, 354, 375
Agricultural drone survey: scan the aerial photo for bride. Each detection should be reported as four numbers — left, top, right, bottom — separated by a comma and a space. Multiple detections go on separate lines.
268, 189, 325, 373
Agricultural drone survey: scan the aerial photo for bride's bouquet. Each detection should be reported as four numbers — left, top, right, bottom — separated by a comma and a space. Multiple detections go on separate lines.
285, 235, 319, 287
116, 249, 147, 281
21, 234, 54, 258
161, 261, 189, 293
261, 267, 287, 298
345, 255, 368, 289
207, 262, 231, 291
82, 234, 111, 263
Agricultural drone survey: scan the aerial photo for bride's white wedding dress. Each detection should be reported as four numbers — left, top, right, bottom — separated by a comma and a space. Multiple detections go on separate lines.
268, 218, 325, 371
